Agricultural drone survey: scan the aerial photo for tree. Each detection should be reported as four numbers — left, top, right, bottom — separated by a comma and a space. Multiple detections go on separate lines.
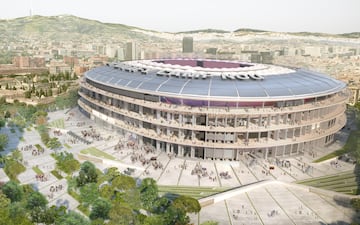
46, 137, 62, 149
26, 191, 48, 209
89, 198, 111, 220
172, 195, 201, 214
99, 184, 114, 200
24, 91, 31, 98
11, 149, 23, 162
152, 196, 171, 214
111, 174, 135, 191
122, 189, 141, 210
55, 152, 80, 175
42, 205, 67, 225
143, 215, 166, 225
0, 96, 6, 104
163, 204, 189, 225
0, 118, 6, 128
104, 167, 120, 181
90, 218, 105, 225
4, 111, 10, 119
80, 183, 99, 206
76, 161, 98, 187
1, 181, 23, 202
0, 192, 10, 208
0, 134, 8, 151
55, 211, 90, 225
139, 178, 159, 210
8, 202, 34, 225
0, 198, 33, 225
108, 204, 134, 225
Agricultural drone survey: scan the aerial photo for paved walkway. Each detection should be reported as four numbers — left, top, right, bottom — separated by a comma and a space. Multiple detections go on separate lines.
0, 106, 357, 224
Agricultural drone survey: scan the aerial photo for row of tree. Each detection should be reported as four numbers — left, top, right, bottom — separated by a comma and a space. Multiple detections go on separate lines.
54, 155, 202, 225
0, 180, 89, 224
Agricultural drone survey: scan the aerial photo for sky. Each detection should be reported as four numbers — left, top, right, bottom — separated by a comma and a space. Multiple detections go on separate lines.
1, 0, 359, 34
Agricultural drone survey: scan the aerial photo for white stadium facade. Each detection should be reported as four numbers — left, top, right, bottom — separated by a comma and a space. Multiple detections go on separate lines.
78, 59, 349, 160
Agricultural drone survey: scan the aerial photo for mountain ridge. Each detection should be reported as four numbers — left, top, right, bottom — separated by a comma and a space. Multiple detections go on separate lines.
0, 15, 359, 39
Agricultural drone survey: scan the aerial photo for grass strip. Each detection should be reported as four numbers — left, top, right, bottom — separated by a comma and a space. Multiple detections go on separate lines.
32, 166, 43, 174
80, 147, 116, 160
51, 170, 63, 179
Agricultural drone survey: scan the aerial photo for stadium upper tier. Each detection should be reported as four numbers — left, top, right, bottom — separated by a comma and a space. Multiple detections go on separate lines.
85, 59, 346, 101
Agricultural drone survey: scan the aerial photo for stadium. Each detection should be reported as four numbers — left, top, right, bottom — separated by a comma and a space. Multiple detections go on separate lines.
78, 59, 348, 160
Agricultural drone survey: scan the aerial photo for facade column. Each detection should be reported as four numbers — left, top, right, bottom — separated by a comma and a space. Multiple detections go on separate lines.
179, 145, 184, 157
138, 136, 143, 146
191, 147, 195, 158
156, 110, 160, 119
156, 140, 160, 151
179, 114, 183, 126
166, 143, 170, 153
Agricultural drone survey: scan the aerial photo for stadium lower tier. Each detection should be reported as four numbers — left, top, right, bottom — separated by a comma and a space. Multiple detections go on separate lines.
78, 83, 348, 160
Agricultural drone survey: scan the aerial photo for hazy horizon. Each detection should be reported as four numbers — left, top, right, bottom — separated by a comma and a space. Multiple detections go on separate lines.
1, 0, 359, 34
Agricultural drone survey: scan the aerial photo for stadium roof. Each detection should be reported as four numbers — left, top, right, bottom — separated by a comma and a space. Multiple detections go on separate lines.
85, 59, 346, 101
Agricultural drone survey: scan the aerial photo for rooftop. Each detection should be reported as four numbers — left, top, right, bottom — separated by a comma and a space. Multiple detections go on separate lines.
85, 59, 347, 101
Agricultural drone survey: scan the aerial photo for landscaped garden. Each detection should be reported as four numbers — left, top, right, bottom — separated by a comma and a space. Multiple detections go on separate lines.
296, 169, 360, 195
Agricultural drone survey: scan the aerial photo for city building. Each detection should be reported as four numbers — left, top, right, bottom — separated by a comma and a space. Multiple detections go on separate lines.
49, 60, 71, 74
78, 59, 349, 160
349, 86, 360, 105
125, 42, 138, 61
182, 37, 193, 53
12, 56, 45, 68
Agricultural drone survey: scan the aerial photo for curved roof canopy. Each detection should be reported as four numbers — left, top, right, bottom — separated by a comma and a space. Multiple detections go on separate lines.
85, 59, 346, 101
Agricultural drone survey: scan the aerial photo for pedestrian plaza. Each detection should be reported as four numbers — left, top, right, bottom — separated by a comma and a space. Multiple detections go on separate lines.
0, 106, 358, 224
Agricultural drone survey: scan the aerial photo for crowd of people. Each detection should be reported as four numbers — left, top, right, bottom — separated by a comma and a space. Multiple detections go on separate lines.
67, 131, 91, 145
20, 144, 35, 152
81, 127, 102, 141
219, 171, 231, 179
35, 173, 48, 182
53, 129, 63, 136
21, 144, 45, 156
191, 162, 209, 178
50, 184, 63, 193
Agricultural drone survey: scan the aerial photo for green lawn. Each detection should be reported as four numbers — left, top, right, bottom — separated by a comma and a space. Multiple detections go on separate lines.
297, 169, 360, 195
80, 147, 116, 160
64, 143, 72, 149
51, 170, 63, 179
48, 118, 65, 129
32, 166, 43, 175
4, 159, 26, 181
158, 185, 230, 199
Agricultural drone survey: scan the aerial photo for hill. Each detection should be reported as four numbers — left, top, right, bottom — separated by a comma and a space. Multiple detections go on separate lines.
176, 29, 230, 34
0, 15, 358, 44
0, 15, 165, 42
